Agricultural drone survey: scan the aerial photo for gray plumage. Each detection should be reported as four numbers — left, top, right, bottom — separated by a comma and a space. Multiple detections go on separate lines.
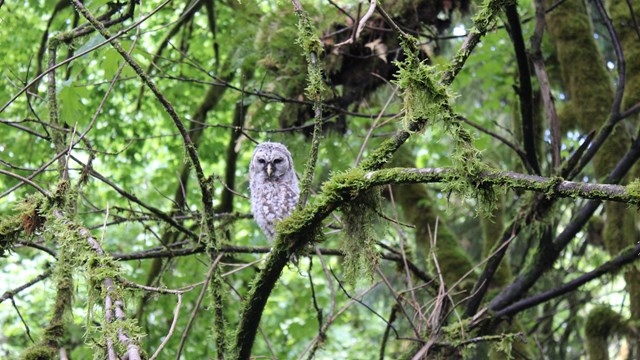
249, 142, 299, 241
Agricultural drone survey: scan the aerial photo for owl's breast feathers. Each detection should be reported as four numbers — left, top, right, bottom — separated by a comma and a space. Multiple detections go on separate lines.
250, 179, 299, 239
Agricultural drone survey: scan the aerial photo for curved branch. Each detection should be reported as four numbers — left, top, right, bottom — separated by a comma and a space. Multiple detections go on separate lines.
0, 269, 53, 304
0, 169, 51, 197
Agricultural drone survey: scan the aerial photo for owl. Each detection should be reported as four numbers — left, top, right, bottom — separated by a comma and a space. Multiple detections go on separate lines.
249, 142, 300, 241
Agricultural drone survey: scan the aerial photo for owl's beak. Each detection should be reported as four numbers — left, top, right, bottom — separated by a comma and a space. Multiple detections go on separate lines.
266, 163, 273, 177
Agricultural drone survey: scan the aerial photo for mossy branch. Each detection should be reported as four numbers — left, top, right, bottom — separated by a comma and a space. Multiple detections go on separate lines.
361, 0, 508, 173
50, 209, 143, 360
441, 0, 514, 87
232, 166, 640, 357
46, 39, 69, 180
232, 1, 576, 356
293, 3, 325, 208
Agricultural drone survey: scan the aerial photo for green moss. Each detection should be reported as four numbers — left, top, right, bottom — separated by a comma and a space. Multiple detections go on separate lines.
360, 135, 410, 171
340, 189, 381, 284
295, 11, 325, 102
472, 0, 515, 33
626, 179, 640, 198
394, 36, 451, 130
40, 210, 144, 355
0, 194, 47, 256
585, 305, 627, 360
20, 345, 56, 360
609, 0, 640, 110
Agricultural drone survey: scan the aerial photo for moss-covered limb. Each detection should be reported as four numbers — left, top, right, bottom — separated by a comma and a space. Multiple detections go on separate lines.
505, 3, 540, 175
233, 162, 640, 356
70, 0, 217, 244
19, 197, 72, 358
49, 210, 143, 359
210, 271, 227, 360
232, 167, 636, 357
42, 252, 73, 350
441, 0, 515, 87
360, 0, 509, 173
495, 241, 640, 319
233, 247, 292, 359
364, 167, 640, 205
46, 40, 69, 180
293, 4, 325, 208
233, 167, 388, 357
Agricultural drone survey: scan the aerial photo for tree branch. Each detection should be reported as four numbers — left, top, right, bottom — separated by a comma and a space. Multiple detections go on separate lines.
505, 3, 540, 174
489, 132, 640, 311
494, 241, 640, 318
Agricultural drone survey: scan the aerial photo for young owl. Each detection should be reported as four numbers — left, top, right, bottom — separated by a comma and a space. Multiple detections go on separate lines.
249, 142, 299, 241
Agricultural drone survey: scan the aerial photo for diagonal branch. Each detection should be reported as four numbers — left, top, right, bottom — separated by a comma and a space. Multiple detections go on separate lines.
494, 241, 640, 319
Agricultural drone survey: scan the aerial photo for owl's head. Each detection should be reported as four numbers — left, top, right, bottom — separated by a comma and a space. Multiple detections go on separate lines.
250, 142, 295, 182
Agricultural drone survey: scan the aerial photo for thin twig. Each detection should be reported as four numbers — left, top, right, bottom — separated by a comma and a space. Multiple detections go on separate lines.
335, 0, 377, 46
0, 169, 51, 197
0, 0, 172, 114
11, 298, 35, 343
149, 294, 182, 360
175, 255, 223, 360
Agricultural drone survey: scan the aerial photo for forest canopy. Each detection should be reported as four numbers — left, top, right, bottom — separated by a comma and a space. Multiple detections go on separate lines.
1, 0, 640, 359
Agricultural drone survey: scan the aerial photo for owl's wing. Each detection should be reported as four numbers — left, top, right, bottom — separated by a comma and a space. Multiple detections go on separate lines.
282, 183, 300, 217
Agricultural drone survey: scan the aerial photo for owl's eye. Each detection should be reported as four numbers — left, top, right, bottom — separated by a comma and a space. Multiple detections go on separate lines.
273, 158, 283, 164
257, 159, 265, 164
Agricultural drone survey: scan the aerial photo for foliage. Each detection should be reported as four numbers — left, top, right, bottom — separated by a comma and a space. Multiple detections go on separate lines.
1, 0, 639, 359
